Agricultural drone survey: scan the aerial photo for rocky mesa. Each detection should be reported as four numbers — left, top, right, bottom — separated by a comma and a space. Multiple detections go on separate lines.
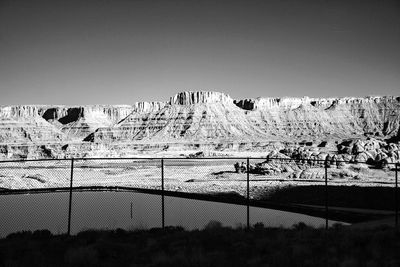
0, 91, 399, 161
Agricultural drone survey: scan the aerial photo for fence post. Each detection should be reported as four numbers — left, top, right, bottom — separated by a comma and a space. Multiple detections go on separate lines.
395, 163, 398, 229
247, 157, 250, 230
324, 162, 328, 230
161, 158, 165, 229
67, 158, 74, 236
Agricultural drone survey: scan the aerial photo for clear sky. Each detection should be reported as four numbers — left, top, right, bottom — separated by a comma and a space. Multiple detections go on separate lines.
0, 0, 399, 105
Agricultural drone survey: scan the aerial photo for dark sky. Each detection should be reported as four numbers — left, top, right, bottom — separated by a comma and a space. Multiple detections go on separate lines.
0, 0, 399, 105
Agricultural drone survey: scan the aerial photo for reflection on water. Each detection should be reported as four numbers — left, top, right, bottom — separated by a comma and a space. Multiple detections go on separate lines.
0, 191, 346, 237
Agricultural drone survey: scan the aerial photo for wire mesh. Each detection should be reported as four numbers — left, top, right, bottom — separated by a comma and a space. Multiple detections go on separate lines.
69, 191, 162, 234
163, 158, 248, 229
69, 158, 162, 233
325, 161, 396, 211
248, 157, 331, 228
72, 158, 161, 190
163, 158, 248, 196
0, 192, 69, 237
0, 159, 71, 190
0, 157, 398, 234
164, 195, 247, 230
250, 207, 337, 228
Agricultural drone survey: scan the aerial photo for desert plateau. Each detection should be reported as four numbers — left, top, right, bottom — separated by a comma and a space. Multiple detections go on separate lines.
0, 91, 399, 197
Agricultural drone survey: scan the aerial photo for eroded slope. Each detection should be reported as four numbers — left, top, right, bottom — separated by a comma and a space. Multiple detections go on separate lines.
0, 91, 399, 159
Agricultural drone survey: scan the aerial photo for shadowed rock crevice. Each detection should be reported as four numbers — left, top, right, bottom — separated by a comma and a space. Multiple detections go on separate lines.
233, 99, 255, 110
41, 108, 60, 121
83, 132, 95, 142
58, 108, 84, 125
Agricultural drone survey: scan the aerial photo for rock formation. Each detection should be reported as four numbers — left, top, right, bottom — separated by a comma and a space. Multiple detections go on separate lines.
0, 91, 399, 159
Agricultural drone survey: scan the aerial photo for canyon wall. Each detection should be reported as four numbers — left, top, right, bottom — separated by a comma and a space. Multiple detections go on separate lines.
0, 91, 399, 159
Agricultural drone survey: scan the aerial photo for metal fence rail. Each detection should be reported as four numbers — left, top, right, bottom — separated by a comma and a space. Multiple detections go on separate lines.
0, 157, 398, 236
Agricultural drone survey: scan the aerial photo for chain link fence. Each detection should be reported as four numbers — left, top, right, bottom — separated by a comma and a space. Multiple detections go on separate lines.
0, 158, 398, 236
163, 158, 248, 229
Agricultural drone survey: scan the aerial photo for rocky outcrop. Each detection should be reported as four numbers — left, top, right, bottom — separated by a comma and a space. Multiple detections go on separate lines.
170, 91, 233, 105
0, 105, 48, 118
237, 136, 400, 176
337, 138, 400, 167
132, 102, 166, 113
0, 91, 399, 159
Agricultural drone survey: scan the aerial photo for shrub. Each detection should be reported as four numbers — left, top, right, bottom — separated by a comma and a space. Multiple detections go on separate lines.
253, 222, 265, 230
204, 220, 223, 230
6, 230, 32, 239
292, 222, 310, 230
32, 229, 52, 239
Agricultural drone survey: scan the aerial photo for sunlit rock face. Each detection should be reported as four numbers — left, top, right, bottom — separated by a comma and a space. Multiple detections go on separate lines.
234, 95, 400, 140
90, 92, 264, 143
0, 92, 399, 159
43, 106, 135, 139
170, 91, 233, 105
0, 106, 64, 143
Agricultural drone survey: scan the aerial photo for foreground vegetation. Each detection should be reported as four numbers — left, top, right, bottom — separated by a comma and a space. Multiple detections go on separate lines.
0, 222, 399, 267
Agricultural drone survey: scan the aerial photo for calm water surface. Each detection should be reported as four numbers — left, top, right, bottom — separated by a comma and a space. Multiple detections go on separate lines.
0, 191, 346, 236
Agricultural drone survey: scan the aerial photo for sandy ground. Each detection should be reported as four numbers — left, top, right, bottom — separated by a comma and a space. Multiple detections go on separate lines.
0, 159, 396, 199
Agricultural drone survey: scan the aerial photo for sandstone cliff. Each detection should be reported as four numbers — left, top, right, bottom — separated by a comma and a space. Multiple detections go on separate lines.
0, 91, 399, 159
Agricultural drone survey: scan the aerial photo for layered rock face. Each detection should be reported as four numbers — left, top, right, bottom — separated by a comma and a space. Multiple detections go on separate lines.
234, 96, 400, 140
0, 91, 399, 159
90, 92, 265, 143
170, 91, 234, 105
